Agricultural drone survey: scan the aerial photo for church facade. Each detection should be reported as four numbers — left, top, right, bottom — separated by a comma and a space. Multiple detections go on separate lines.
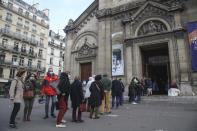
64, 0, 197, 95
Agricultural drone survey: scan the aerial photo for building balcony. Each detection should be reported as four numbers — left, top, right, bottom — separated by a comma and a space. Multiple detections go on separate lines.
0, 28, 38, 46
0, 1, 49, 28
0, 60, 45, 72
48, 42, 65, 50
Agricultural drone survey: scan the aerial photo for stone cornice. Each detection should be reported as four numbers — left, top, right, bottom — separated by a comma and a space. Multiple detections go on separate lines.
125, 28, 186, 47
64, 0, 98, 34
96, 0, 145, 19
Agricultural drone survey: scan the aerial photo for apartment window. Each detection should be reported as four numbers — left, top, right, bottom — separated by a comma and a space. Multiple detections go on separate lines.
19, 57, 24, 66
9, 69, 15, 79
41, 19, 45, 24
51, 48, 54, 55
58, 69, 61, 76
2, 38, 8, 47
6, 13, 12, 22
29, 47, 34, 55
0, 54, 5, 64
60, 43, 63, 47
23, 32, 28, 40
33, 15, 36, 21
38, 49, 43, 57
12, 55, 17, 63
40, 28, 45, 35
18, 8, 23, 14
25, 11, 29, 17
50, 57, 53, 65
17, 18, 23, 26
37, 60, 41, 69
28, 59, 32, 67
8, 2, 13, 9
24, 21, 29, 29
21, 44, 26, 53
40, 38, 43, 46
31, 35, 35, 43
16, 29, 21, 38
32, 24, 36, 32
60, 51, 62, 57
14, 42, 19, 51
51, 39, 54, 44
0, 68, 3, 77
5, 25, 10, 33
59, 61, 62, 66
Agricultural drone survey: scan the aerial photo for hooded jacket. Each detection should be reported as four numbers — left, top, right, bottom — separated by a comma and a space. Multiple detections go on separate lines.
41, 73, 58, 96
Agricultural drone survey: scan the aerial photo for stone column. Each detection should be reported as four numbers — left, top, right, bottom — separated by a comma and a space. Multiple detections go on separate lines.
174, 11, 192, 95
63, 33, 73, 72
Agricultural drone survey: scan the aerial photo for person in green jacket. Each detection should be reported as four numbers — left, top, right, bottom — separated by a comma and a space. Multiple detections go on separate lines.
100, 74, 112, 114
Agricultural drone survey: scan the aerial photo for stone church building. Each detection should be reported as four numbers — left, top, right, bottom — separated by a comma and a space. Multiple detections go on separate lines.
64, 0, 197, 95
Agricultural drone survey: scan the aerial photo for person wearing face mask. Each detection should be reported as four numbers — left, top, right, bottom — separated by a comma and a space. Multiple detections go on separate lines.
9, 70, 26, 128
23, 73, 37, 121
41, 68, 58, 119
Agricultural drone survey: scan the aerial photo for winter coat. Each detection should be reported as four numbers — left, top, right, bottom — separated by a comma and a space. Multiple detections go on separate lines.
9, 77, 25, 103
70, 80, 84, 109
128, 82, 136, 96
57, 72, 70, 102
111, 80, 122, 97
41, 74, 58, 96
89, 81, 104, 107
101, 77, 112, 91
85, 77, 94, 98
24, 79, 37, 99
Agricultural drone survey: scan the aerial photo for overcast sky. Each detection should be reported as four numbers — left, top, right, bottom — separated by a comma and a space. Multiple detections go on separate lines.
23, 0, 95, 36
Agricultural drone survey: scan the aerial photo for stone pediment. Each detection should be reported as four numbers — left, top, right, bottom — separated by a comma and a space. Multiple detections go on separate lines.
72, 38, 98, 61
122, 0, 184, 24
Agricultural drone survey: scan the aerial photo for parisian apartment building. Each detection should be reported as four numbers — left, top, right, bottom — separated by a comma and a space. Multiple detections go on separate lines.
0, 0, 50, 86
46, 30, 65, 76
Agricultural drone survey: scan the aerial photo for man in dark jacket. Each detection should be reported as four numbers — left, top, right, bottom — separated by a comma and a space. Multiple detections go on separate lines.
111, 78, 122, 108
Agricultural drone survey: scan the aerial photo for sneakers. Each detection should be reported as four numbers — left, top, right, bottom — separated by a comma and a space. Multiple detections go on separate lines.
56, 123, 66, 128
61, 119, 67, 123
131, 102, 138, 105
51, 114, 56, 118
9, 124, 17, 128
43, 116, 49, 119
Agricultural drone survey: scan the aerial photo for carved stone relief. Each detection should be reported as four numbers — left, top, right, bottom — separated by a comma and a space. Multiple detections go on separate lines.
138, 20, 167, 36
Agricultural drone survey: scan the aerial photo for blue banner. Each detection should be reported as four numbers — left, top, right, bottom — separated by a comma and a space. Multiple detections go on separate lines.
187, 21, 197, 71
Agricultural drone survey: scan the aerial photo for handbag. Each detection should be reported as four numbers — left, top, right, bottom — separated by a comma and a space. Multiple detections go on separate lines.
51, 81, 61, 95
79, 103, 86, 112
23, 90, 34, 99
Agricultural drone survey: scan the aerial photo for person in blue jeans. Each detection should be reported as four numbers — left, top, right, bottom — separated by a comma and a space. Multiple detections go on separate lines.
41, 68, 58, 119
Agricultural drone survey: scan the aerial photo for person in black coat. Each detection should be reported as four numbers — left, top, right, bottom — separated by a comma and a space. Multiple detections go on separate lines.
70, 76, 84, 122
56, 72, 70, 127
89, 75, 104, 119
111, 78, 122, 108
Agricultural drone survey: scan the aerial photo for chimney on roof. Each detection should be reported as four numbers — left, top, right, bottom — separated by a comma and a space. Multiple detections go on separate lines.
43, 9, 49, 17
32, 3, 39, 10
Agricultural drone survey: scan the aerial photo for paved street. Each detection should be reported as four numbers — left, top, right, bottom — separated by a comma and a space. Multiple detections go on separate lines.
0, 98, 197, 131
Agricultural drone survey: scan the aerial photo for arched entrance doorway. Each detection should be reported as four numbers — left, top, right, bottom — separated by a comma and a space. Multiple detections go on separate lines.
141, 43, 171, 95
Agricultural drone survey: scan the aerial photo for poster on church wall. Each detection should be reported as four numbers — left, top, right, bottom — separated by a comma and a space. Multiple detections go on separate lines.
187, 21, 197, 71
112, 32, 124, 76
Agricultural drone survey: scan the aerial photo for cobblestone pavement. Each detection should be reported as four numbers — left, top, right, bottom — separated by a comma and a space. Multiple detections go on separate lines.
0, 98, 197, 131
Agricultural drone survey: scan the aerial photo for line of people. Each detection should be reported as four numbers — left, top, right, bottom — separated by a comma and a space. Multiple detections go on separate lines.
7, 68, 143, 129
